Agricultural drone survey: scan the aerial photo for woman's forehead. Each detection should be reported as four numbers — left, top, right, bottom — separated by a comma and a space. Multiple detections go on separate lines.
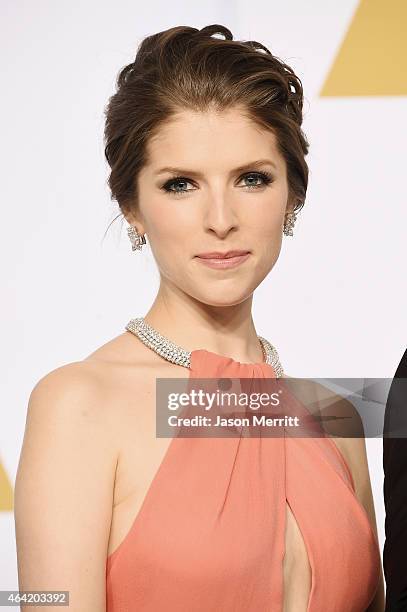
145, 109, 282, 171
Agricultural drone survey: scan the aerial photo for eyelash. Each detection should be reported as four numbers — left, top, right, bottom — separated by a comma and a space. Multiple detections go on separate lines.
161, 171, 274, 196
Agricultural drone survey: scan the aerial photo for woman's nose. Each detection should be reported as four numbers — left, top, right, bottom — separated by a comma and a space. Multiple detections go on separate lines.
202, 193, 239, 237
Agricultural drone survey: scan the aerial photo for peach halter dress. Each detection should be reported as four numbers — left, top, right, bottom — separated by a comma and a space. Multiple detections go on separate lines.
106, 320, 381, 611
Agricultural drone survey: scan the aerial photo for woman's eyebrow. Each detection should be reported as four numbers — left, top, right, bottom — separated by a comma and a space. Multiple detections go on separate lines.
154, 159, 277, 177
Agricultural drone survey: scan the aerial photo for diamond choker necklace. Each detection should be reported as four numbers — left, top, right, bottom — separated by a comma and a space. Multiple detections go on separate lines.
125, 317, 284, 377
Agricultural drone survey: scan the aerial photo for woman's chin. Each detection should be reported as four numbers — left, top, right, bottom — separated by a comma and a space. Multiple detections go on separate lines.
191, 289, 254, 308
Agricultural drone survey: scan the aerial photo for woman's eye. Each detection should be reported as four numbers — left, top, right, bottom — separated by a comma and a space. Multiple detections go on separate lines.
162, 177, 195, 195
239, 172, 273, 190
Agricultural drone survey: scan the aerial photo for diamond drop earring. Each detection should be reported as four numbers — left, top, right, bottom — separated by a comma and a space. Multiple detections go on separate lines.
127, 225, 147, 251
283, 211, 297, 237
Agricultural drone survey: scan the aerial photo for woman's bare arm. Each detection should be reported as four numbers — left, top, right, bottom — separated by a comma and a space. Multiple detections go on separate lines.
14, 363, 119, 611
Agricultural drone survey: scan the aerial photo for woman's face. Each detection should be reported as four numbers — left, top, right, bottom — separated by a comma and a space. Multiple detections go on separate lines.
131, 107, 293, 307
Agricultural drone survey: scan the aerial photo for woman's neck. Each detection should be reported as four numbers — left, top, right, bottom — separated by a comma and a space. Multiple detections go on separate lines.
143, 296, 264, 364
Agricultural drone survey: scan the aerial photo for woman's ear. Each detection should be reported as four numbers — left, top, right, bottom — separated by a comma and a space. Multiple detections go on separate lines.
122, 209, 146, 235
286, 191, 300, 215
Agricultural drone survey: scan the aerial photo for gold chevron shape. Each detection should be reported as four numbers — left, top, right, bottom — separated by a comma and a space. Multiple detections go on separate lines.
320, 0, 407, 96
0, 460, 13, 511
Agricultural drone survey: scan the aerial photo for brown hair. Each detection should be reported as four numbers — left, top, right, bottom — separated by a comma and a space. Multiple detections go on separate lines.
104, 24, 309, 221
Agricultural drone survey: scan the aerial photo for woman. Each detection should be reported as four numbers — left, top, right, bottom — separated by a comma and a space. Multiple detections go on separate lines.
14, 24, 384, 611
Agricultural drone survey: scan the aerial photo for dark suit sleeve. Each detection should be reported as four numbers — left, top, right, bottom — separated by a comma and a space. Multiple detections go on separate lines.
383, 348, 407, 611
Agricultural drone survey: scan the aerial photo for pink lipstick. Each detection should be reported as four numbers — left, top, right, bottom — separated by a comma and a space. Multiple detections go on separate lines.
195, 250, 250, 269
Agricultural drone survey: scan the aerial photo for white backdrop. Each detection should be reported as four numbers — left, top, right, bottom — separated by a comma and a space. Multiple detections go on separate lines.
1, 0, 406, 599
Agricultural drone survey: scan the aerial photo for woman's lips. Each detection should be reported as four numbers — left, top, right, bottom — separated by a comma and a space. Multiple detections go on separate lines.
195, 253, 251, 269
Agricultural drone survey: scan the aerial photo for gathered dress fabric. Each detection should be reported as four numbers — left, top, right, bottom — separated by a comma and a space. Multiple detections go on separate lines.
106, 349, 381, 611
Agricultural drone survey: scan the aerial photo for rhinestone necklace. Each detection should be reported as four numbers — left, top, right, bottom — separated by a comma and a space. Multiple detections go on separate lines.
125, 317, 284, 378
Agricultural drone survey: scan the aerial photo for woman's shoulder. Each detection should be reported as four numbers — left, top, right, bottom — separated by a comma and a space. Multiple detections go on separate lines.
29, 331, 181, 424
33, 332, 157, 390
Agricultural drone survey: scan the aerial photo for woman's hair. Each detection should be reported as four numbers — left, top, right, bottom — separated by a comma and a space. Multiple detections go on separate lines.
104, 24, 309, 219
